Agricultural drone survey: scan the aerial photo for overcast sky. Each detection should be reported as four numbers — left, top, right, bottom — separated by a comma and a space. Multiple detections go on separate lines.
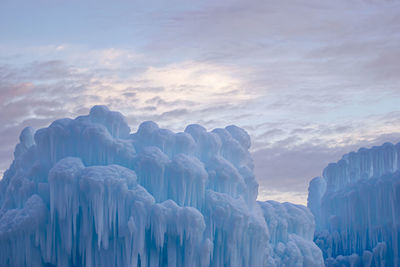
1, 0, 400, 204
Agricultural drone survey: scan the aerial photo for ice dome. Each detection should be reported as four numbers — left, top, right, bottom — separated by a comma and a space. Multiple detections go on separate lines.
0, 106, 323, 267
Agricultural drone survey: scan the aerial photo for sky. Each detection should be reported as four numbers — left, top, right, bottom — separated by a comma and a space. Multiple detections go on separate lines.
1, 0, 400, 204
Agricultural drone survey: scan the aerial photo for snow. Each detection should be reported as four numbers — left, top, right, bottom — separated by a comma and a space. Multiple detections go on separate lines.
0, 105, 323, 266
308, 142, 400, 266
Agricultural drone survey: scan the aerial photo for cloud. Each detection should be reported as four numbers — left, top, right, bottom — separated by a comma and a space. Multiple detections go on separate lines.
0, 61, 106, 171
253, 144, 347, 193
158, 108, 189, 120
257, 189, 309, 206
253, 130, 400, 204
1, 0, 400, 205
136, 61, 249, 103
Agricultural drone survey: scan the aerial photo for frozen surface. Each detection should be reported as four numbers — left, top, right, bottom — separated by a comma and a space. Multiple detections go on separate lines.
308, 142, 400, 266
0, 106, 323, 266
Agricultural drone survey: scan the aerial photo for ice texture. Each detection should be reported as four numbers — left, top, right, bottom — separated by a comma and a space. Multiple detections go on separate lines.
0, 106, 323, 266
308, 142, 400, 266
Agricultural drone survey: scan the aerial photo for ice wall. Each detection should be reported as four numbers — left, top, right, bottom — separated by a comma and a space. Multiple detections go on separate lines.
308, 142, 400, 266
0, 106, 323, 266
259, 201, 323, 266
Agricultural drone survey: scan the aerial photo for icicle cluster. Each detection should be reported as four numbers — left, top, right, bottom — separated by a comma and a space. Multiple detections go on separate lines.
308, 142, 400, 266
0, 106, 323, 266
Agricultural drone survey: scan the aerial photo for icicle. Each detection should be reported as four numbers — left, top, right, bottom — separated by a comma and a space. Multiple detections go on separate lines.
0, 105, 326, 266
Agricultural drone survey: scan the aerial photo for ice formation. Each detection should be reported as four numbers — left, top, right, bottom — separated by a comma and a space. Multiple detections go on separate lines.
0, 106, 323, 266
308, 142, 400, 266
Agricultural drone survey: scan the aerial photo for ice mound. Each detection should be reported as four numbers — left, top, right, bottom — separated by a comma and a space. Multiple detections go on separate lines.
0, 106, 323, 266
308, 142, 400, 266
